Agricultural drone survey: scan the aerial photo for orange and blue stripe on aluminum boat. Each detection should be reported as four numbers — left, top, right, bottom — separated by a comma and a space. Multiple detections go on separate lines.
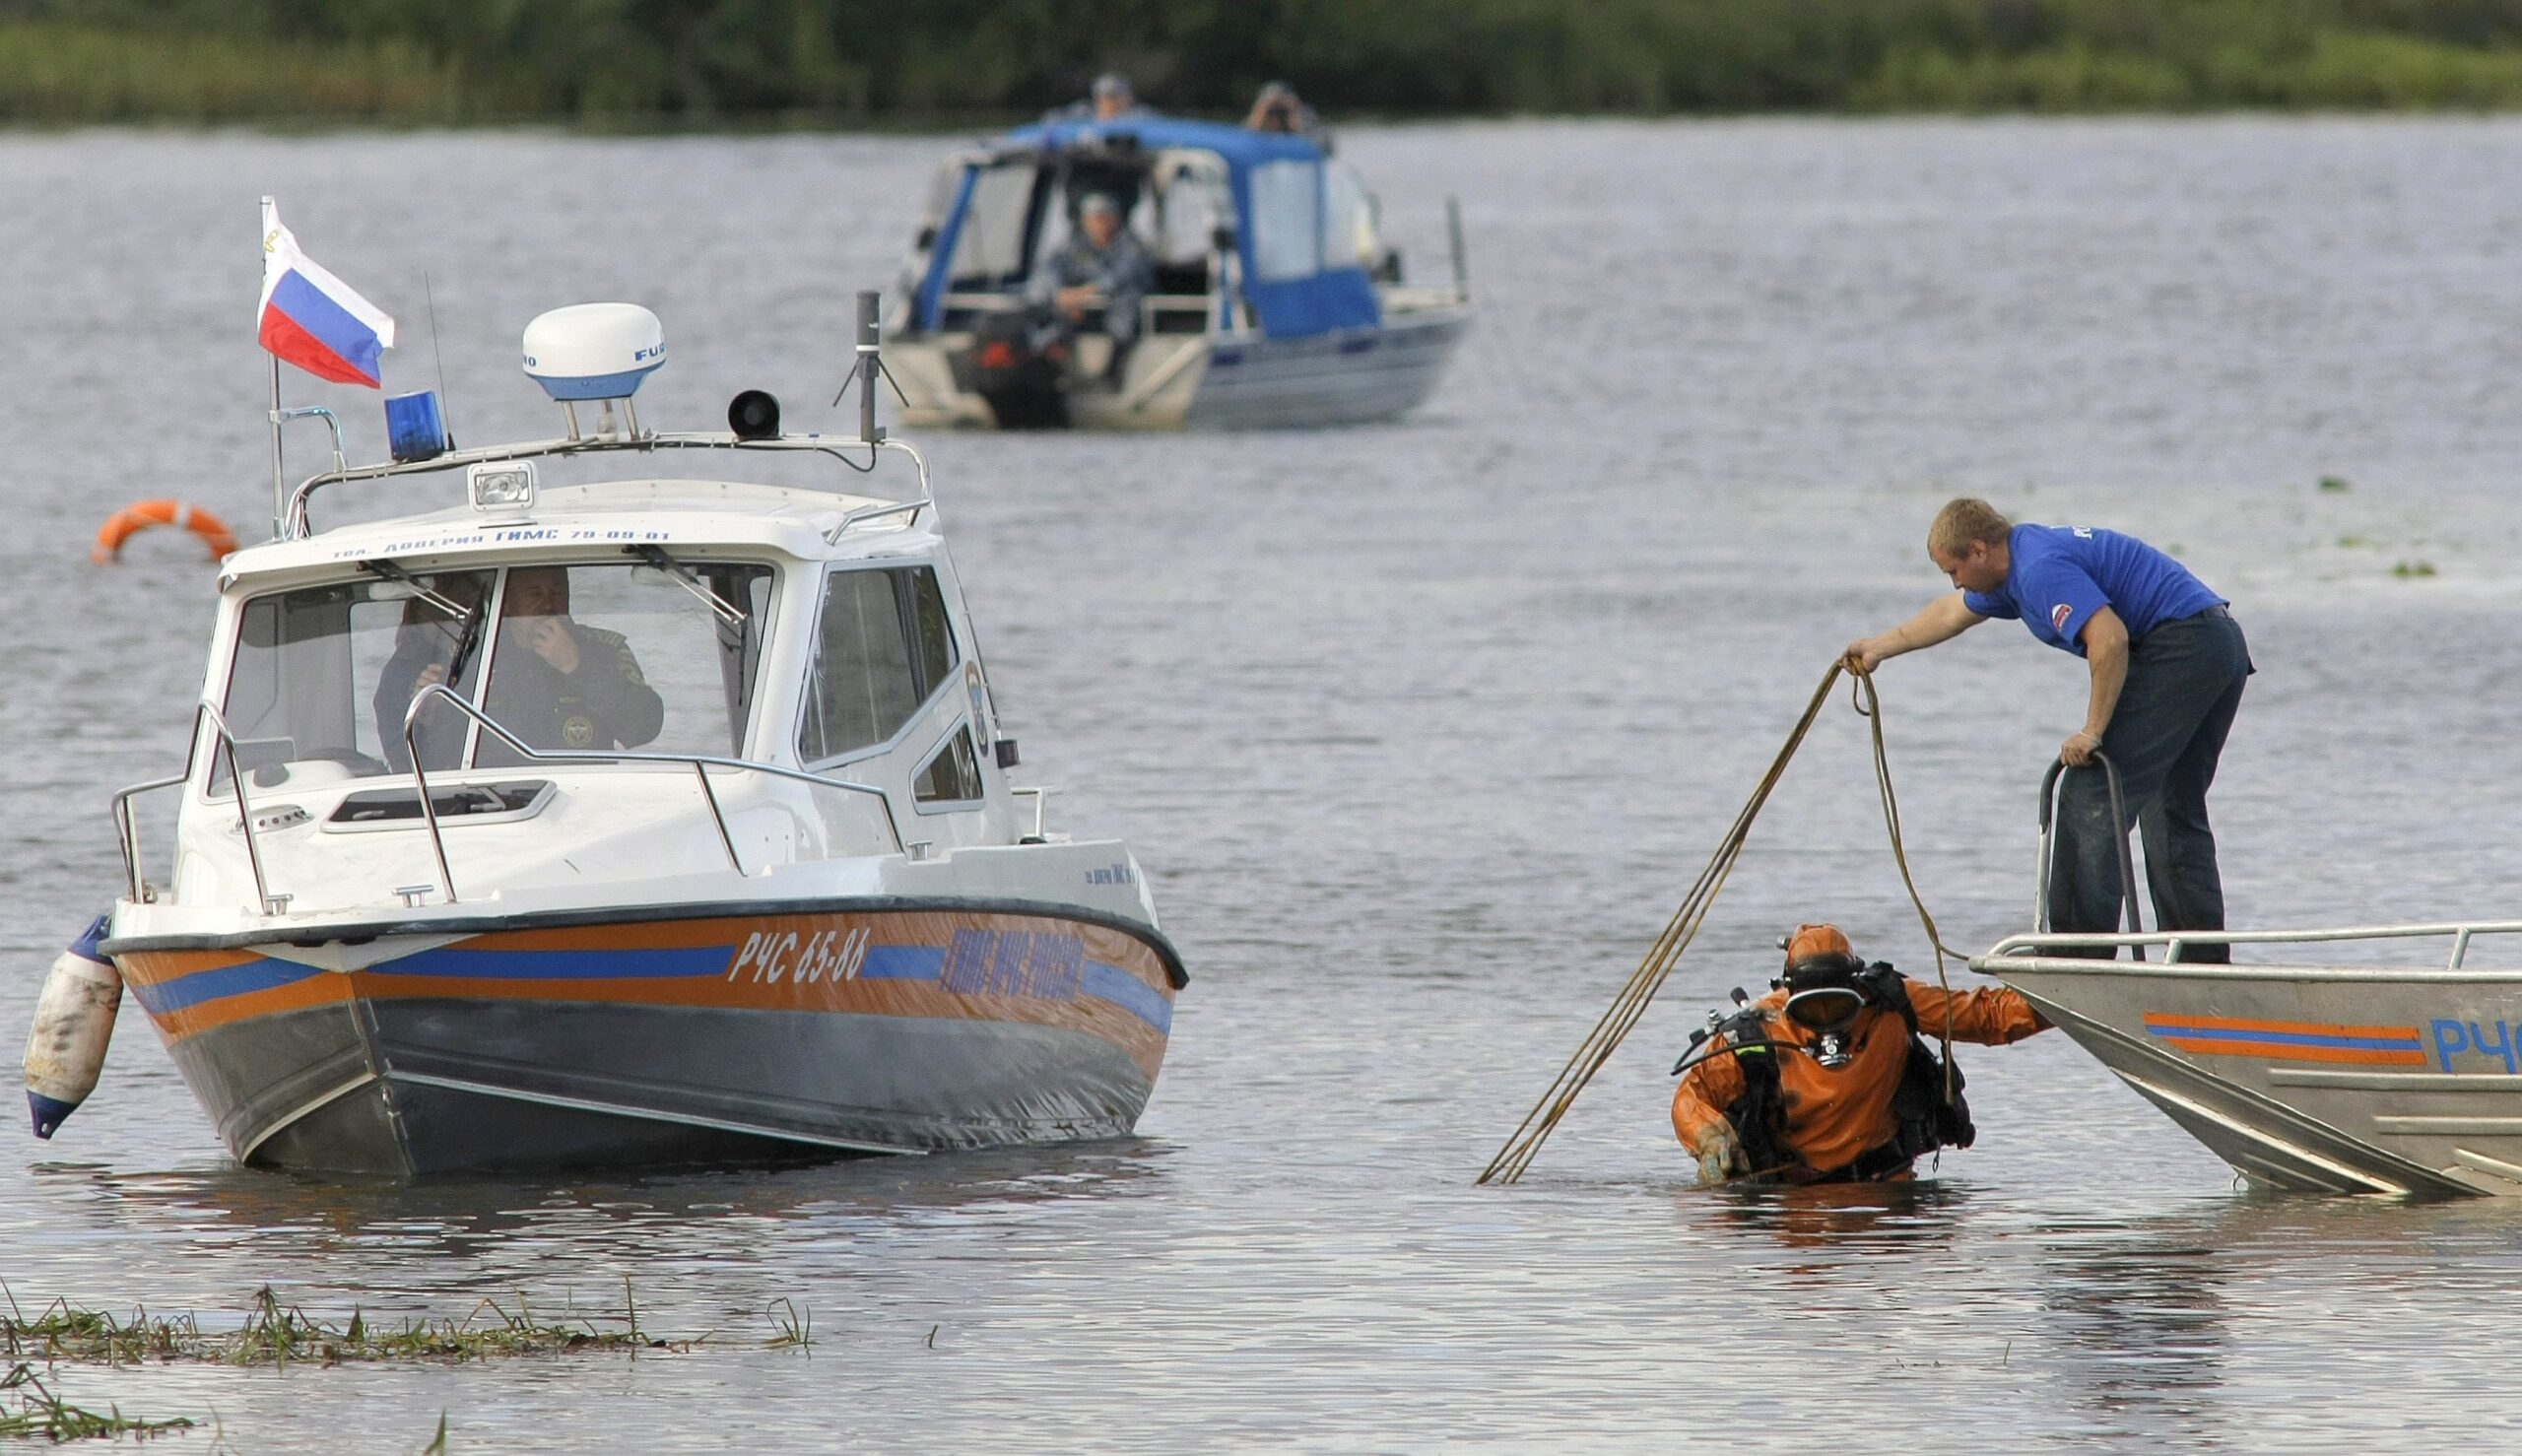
2142, 1013, 2426, 1066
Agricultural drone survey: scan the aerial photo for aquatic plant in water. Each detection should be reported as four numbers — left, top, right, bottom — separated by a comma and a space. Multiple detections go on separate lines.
0, 1362, 192, 1441
0, 1283, 704, 1369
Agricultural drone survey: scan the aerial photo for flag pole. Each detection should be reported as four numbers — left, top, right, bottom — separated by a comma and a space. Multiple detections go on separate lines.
261, 196, 285, 541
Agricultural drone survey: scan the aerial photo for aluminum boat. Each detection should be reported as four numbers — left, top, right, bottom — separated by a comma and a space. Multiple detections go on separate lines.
886, 114, 1471, 430
27, 294, 1185, 1176
1977, 761, 2517, 1199
1980, 924, 2522, 1199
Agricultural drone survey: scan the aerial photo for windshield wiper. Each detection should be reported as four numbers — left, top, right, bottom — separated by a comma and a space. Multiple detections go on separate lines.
626, 544, 746, 627
359, 560, 469, 621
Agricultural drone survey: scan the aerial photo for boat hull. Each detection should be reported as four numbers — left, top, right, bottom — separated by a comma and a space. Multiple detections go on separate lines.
109, 903, 1180, 1176
1983, 953, 2522, 1198
890, 304, 1470, 431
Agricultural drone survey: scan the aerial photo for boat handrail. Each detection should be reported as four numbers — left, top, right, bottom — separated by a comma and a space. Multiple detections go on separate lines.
281, 432, 933, 542
1983, 921, 2522, 972
108, 701, 287, 912
110, 701, 212, 904
401, 685, 906, 905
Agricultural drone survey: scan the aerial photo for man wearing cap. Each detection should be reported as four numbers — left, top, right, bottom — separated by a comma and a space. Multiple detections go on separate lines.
1843, 497, 2251, 960
1027, 192, 1155, 379
1673, 924, 2048, 1186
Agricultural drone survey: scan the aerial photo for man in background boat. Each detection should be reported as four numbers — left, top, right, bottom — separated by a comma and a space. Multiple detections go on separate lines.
1244, 82, 1327, 147
472, 566, 664, 760
1842, 498, 2251, 960
1674, 924, 2048, 1185
1027, 192, 1154, 383
1046, 72, 1149, 124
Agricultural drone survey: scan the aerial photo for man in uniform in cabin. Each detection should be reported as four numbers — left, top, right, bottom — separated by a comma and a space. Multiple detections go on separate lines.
1674, 924, 2049, 1186
465, 566, 664, 761
1028, 192, 1154, 381
1842, 498, 2252, 961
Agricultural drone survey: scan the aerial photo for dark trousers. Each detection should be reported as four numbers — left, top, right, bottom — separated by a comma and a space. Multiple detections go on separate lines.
2048, 610, 2251, 960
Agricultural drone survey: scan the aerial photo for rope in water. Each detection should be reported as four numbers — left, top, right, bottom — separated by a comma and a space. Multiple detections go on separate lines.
1477, 662, 1959, 1186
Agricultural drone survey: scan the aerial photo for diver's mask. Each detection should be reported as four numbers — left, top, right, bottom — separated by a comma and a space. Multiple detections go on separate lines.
1783, 984, 1866, 1067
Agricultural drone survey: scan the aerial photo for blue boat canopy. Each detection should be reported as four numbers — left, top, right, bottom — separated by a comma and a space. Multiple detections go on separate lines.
915, 113, 1380, 340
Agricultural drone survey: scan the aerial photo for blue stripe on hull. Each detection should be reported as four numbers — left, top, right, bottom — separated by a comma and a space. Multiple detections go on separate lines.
371, 946, 735, 980
137, 938, 1171, 1033
128, 959, 323, 1016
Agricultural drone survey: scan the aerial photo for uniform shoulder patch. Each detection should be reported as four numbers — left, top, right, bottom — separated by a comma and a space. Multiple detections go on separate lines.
2051, 603, 2073, 632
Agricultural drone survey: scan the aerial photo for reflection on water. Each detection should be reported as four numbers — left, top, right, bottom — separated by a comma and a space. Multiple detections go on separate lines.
9, 117, 2522, 1446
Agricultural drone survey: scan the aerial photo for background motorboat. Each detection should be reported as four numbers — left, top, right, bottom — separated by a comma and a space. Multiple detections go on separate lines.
886, 114, 1471, 430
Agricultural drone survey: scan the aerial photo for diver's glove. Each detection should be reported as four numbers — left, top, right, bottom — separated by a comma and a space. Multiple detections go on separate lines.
1694, 1124, 1743, 1187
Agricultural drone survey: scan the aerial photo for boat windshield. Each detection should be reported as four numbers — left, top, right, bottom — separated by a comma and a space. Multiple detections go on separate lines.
945, 160, 1048, 290
214, 562, 774, 793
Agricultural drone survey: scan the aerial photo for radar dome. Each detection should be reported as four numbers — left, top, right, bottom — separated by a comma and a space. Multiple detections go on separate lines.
521, 303, 665, 402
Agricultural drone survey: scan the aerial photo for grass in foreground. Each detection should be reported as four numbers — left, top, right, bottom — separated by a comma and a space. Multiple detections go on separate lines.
0, 1280, 820, 1369
0, 1362, 192, 1441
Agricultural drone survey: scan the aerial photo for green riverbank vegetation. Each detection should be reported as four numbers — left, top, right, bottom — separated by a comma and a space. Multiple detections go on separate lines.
20, 0, 2522, 126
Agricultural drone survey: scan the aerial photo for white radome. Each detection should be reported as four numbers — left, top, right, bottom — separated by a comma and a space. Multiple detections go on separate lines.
521, 302, 666, 401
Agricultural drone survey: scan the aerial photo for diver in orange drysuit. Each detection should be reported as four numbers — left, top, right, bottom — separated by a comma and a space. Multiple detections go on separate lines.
1672, 924, 2050, 1185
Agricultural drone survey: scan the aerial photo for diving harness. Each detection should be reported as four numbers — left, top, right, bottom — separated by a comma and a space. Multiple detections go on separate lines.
1671, 957, 1975, 1182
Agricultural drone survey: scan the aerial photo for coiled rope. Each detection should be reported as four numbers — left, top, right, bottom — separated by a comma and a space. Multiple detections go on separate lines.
1477, 662, 1961, 1186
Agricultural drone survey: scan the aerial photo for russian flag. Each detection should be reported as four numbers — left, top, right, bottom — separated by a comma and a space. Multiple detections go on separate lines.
257, 202, 395, 388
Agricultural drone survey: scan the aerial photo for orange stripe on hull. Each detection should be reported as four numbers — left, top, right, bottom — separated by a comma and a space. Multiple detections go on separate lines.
113, 948, 262, 988
157, 973, 357, 1041
2144, 1014, 2423, 1042
114, 908, 1174, 1080
2155, 1036, 2428, 1066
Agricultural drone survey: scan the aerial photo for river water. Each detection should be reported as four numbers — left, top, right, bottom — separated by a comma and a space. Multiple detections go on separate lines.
4, 117, 2522, 1449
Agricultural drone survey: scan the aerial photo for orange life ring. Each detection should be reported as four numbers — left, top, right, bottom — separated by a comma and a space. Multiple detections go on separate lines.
92, 500, 238, 564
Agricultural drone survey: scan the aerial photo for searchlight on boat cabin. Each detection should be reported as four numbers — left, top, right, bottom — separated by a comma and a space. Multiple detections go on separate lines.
467, 460, 536, 515
522, 301, 665, 441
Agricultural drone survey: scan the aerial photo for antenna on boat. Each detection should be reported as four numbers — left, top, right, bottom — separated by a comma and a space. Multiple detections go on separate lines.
424, 270, 454, 449
857, 291, 883, 444
831, 290, 910, 443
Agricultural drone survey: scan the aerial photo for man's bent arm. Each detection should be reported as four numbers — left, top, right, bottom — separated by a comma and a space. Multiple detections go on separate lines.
1671, 1052, 1745, 1154
1845, 594, 1985, 673
2063, 607, 2129, 765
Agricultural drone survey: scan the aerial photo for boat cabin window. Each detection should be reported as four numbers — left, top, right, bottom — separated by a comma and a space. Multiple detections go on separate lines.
217, 571, 495, 791
1248, 158, 1322, 282
948, 162, 1047, 289
474, 563, 774, 769
216, 562, 773, 792
913, 725, 984, 807
798, 565, 959, 765
1322, 161, 1378, 273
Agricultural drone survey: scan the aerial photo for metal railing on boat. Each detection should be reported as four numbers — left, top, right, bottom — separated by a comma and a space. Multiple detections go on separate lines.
280, 432, 934, 542
107, 693, 909, 913
400, 685, 906, 904
1982, 921, 2522, 975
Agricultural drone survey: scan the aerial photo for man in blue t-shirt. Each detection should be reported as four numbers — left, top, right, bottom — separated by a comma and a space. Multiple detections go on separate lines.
1843, 497, 2252, 960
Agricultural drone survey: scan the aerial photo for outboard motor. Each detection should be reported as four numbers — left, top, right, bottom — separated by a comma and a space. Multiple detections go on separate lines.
965, 308, 1071, 430
24, 913, 120, 1138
